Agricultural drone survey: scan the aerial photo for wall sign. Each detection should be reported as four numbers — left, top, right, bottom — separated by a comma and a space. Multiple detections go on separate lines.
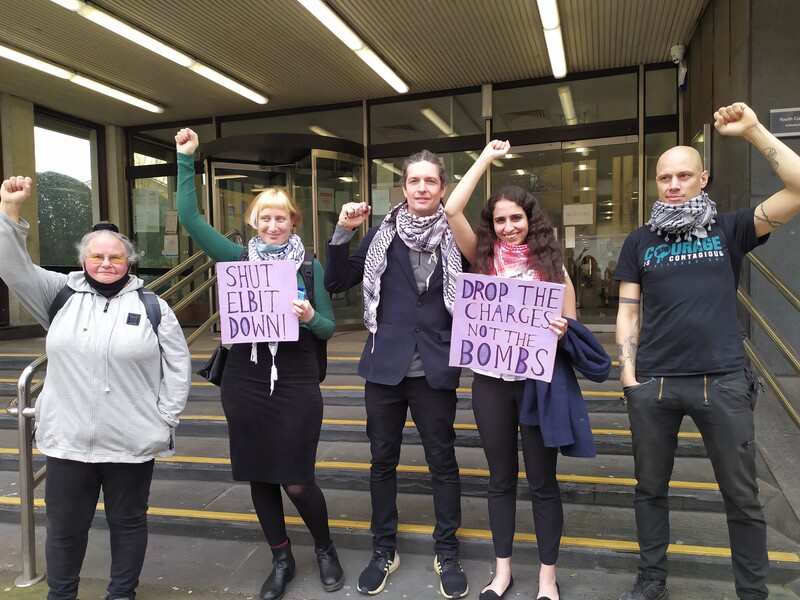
770, 107, 800, 138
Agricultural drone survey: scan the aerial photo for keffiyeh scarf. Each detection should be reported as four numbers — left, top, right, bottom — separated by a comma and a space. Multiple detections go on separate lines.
490, 240, 540, 279
246, 233, 306, 393
362, 202, 462, 335
646, 191, 717, 241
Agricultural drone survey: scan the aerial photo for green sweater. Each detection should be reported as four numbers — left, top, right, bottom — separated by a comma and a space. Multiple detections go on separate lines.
176, 152, 335, 340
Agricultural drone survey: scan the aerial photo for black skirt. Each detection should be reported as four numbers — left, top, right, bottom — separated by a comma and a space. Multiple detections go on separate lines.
220, 328, 323, 484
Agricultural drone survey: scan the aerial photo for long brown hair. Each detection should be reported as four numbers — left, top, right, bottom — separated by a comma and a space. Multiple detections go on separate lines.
474, 186, 564, 283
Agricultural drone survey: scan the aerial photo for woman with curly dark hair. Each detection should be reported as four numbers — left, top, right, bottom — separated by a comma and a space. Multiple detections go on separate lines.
444, 140, 577, 600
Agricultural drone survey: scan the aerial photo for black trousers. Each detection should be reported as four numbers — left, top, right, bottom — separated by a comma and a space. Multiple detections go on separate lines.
365, 377, 461, 555
471, 374, 562, 564
44, 456, 155, 600
625, 372, 768, 600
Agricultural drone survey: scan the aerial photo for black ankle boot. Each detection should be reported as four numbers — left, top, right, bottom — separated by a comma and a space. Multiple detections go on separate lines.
314, 539, 345, 592
260, 539, 296, 600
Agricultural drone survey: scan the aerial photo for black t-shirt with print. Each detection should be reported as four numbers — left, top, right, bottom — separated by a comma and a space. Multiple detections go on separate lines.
615, 207, 768, 377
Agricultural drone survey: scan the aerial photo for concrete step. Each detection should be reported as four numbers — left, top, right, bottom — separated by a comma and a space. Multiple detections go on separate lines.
0, 428, 735, 514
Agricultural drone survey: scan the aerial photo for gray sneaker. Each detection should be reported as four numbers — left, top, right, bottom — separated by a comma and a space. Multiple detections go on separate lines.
620, 573, 669, 600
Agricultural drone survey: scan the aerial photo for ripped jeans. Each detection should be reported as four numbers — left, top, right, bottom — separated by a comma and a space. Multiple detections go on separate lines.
625, 371, 768, 600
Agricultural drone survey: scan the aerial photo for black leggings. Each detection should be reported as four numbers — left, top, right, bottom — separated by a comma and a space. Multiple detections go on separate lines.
250, 480, 331, 547
472, 373, 563, 564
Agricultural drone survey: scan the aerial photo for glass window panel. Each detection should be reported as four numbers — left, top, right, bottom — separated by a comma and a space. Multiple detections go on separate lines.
221, 106, 363, 143
131, 174, 184, 271
493, 74, 637, 133
646, 68, 678, 116
370, 93, 482, 145
131, 122, 215, 164
34, 120, 97, 267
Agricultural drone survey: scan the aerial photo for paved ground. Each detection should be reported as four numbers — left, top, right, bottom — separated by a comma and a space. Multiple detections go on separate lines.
3, 521, 800, 600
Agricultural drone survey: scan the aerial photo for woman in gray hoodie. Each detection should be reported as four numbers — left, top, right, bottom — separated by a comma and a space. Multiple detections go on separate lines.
0, 175, 192, 600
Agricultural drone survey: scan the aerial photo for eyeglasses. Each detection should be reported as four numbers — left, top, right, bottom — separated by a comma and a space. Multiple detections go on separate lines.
85, 254, 127, 265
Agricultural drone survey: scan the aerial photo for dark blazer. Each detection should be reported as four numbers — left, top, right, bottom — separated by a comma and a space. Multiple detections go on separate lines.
325, 227, 461, 390
519, 317, 611, 458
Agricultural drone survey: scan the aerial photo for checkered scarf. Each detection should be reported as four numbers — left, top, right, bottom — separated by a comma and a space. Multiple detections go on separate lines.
362, 202, 462, 334
647, 191, 717, 241
489, 240, 536, 279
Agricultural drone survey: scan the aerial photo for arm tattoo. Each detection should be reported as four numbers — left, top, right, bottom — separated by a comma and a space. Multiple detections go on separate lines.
755, 203, 784, 229
617, 335, 638, 373
619, 297, 640, 304
762, 147, 779, 172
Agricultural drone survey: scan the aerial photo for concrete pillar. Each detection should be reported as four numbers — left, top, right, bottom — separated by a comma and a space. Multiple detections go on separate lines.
105, 125, 130, 232
0, 94, 39, 327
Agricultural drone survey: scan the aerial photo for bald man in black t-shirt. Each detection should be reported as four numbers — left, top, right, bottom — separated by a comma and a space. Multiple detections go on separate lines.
615, 103, 800, 600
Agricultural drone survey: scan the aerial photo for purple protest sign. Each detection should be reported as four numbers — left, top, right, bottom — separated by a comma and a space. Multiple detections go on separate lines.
216, 260, 299, 344
449, 273, 564, 382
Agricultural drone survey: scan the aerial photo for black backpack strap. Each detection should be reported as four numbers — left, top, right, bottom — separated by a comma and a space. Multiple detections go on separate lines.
137, 289, 162, 337
48, 286, 76, 325
300, 258, 315, 307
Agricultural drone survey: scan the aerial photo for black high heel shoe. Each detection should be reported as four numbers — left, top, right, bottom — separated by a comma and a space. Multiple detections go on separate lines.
536, 581, 560, 600
478, 576, 514, 600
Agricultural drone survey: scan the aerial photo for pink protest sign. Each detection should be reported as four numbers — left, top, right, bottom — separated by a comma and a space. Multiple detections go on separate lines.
216, 260, 299, 344
449, 273, 564, 382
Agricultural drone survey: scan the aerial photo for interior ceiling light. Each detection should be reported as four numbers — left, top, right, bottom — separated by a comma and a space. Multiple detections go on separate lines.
49, 0, 268, 104
536, 0, 567, 79
557, 85, 578, 125
421, 108, 456, 137
0, 42, 163, 112
374, 159, 402, 176
297, 0, 409, 94
309, 125, 338, 137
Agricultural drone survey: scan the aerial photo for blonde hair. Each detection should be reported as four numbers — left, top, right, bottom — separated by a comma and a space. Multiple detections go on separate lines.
247, 188, 301, 229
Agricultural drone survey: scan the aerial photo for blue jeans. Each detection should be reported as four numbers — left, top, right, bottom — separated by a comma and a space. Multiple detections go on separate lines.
45, 457, 155, 600
625, 371, 767, 600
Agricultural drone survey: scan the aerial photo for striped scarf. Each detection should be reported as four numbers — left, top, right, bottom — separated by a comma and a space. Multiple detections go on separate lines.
362, 202, 462, 335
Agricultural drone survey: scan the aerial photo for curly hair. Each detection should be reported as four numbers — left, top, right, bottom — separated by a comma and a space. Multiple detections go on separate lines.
473, 185, 564, 283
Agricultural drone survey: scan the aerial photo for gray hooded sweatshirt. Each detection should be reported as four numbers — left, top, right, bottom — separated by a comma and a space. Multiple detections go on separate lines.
0, 213, 191, 463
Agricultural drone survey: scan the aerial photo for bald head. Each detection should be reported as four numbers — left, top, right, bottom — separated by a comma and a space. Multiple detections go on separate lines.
655, 145, 708, 204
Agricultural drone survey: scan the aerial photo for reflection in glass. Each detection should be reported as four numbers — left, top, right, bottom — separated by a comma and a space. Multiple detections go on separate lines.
493, 73, 637, 132
34, 124, 96, 267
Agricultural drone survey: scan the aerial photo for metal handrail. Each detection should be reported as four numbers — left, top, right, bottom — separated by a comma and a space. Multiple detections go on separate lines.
739, 253, 800, 430
747, 253, 800, 311
10, 229, 239, 586
744, 340, 800, 429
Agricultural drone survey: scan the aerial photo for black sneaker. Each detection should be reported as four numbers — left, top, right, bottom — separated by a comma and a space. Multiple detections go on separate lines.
357, 550, 400, 595
434, 554, 469, 599
619, 573, 669, 600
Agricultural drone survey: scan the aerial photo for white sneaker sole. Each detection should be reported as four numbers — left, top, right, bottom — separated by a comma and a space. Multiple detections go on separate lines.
433, 555, 469, 599
358, 552, 401, 595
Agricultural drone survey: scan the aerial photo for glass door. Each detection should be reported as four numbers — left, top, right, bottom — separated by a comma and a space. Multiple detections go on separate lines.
490, 136, 638, 324
311, 150, 364, 325
210, 162, 314, 246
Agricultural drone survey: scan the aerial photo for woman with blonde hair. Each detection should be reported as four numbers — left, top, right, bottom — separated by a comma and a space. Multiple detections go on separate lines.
175, 128, 342, 600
